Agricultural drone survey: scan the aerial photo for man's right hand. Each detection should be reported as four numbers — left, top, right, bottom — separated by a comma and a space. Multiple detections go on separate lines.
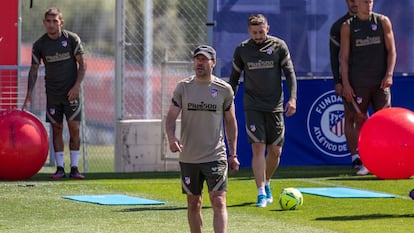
169, 139, 183, 153
21, 94, 32, 110
342, 84, 355, 103
334, 83, 343, 96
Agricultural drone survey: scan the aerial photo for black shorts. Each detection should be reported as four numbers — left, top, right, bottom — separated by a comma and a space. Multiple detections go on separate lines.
244, 111, 285, 146
352, 86, 391, 113
46, 95, 81, 123
179, 160, 228, 195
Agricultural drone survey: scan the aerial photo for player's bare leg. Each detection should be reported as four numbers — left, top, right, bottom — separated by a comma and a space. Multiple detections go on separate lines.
251, 142, 267, 207
265, 144, 281, 203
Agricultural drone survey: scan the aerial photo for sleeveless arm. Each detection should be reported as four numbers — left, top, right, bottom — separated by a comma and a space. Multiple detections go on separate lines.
381, 15, 396, 89
340, 22, 354, 103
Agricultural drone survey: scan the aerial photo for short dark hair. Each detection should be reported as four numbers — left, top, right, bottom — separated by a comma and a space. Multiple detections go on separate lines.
44, 7, 62, 20
248, 14, 268, 26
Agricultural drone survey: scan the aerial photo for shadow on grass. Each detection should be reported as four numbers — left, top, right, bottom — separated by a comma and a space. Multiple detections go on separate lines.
315, 213, 414, 221
118, 206, 187, 212
20, 166, 358, 182
29, 171, 181, 181
231, 166, 357, 180
327, 176, 381, 181
117, 202, 254, 212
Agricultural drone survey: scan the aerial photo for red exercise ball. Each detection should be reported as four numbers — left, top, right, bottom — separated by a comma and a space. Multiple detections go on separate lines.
358, 107, 414, 179
0, 110, 49, 180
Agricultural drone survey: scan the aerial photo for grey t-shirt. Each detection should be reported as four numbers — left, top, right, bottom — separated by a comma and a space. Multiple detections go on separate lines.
172, 75, 234, 163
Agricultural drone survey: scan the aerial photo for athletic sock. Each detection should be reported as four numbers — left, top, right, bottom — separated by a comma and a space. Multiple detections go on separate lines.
55, 151, 65, 167
70, 150, 80, 167
351, 154, 360, 161
265, 179, 271, 186
258, 187, 266, 196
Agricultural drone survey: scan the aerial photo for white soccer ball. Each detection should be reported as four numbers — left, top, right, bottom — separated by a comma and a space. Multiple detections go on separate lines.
278, 187, 304, 210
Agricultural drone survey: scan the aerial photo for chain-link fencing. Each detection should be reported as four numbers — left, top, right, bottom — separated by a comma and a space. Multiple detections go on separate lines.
7, 0, 208, 172
121, 0, 208, 119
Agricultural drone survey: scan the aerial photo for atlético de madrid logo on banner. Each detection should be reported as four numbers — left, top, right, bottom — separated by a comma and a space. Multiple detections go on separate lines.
307, 90, 350, 157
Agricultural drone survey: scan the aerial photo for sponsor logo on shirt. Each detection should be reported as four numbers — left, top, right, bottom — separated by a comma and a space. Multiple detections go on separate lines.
247, 60, 274, 70
188, 102, 217, 112
45, 52, 71, 63
355, 36, 381, 47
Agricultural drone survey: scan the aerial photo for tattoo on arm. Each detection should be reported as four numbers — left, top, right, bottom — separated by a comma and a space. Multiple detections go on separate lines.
27, 65, 39, 94
76, 55, 86, 83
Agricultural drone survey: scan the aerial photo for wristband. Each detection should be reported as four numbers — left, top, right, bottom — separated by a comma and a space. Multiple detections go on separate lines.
229, 154, 238, 158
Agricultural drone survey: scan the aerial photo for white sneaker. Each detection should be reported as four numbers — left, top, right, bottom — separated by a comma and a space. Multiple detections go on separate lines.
356, 165, 370, 176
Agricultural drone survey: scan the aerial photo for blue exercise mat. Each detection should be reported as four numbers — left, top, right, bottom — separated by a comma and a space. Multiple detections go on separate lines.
63, 194, 166, 205
297, 187, 395, 198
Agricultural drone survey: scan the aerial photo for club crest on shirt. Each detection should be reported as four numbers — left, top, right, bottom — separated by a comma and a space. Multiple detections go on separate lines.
61, 40, 68, 47
266, 48, 273, 55
371, 24, 377, 31
211, 88, 218, 98
307, 90, 349, 158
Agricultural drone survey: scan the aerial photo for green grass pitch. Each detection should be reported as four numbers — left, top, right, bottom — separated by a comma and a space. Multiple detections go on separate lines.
1, 166, 413, 233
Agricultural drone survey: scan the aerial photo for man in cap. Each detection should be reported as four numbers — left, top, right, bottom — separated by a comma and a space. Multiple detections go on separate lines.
165, 45, 239, 233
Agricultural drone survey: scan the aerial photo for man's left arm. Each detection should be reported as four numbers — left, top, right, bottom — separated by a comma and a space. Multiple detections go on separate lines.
68, 54, 87, 101
228, 46, 243, 94
224, 101, 239, 172
281, 44, 297, 117
381, 15, 397, 89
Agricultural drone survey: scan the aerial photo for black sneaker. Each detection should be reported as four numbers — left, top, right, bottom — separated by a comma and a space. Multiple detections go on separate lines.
50, 166, 66, 179
352, 158, 363, 169
69, 166, 85, 179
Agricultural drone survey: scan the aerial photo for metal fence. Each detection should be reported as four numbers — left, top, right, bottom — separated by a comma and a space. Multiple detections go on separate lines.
118, 0, 208, 119
3, 0, 208, 172
160, 61, 193, 162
